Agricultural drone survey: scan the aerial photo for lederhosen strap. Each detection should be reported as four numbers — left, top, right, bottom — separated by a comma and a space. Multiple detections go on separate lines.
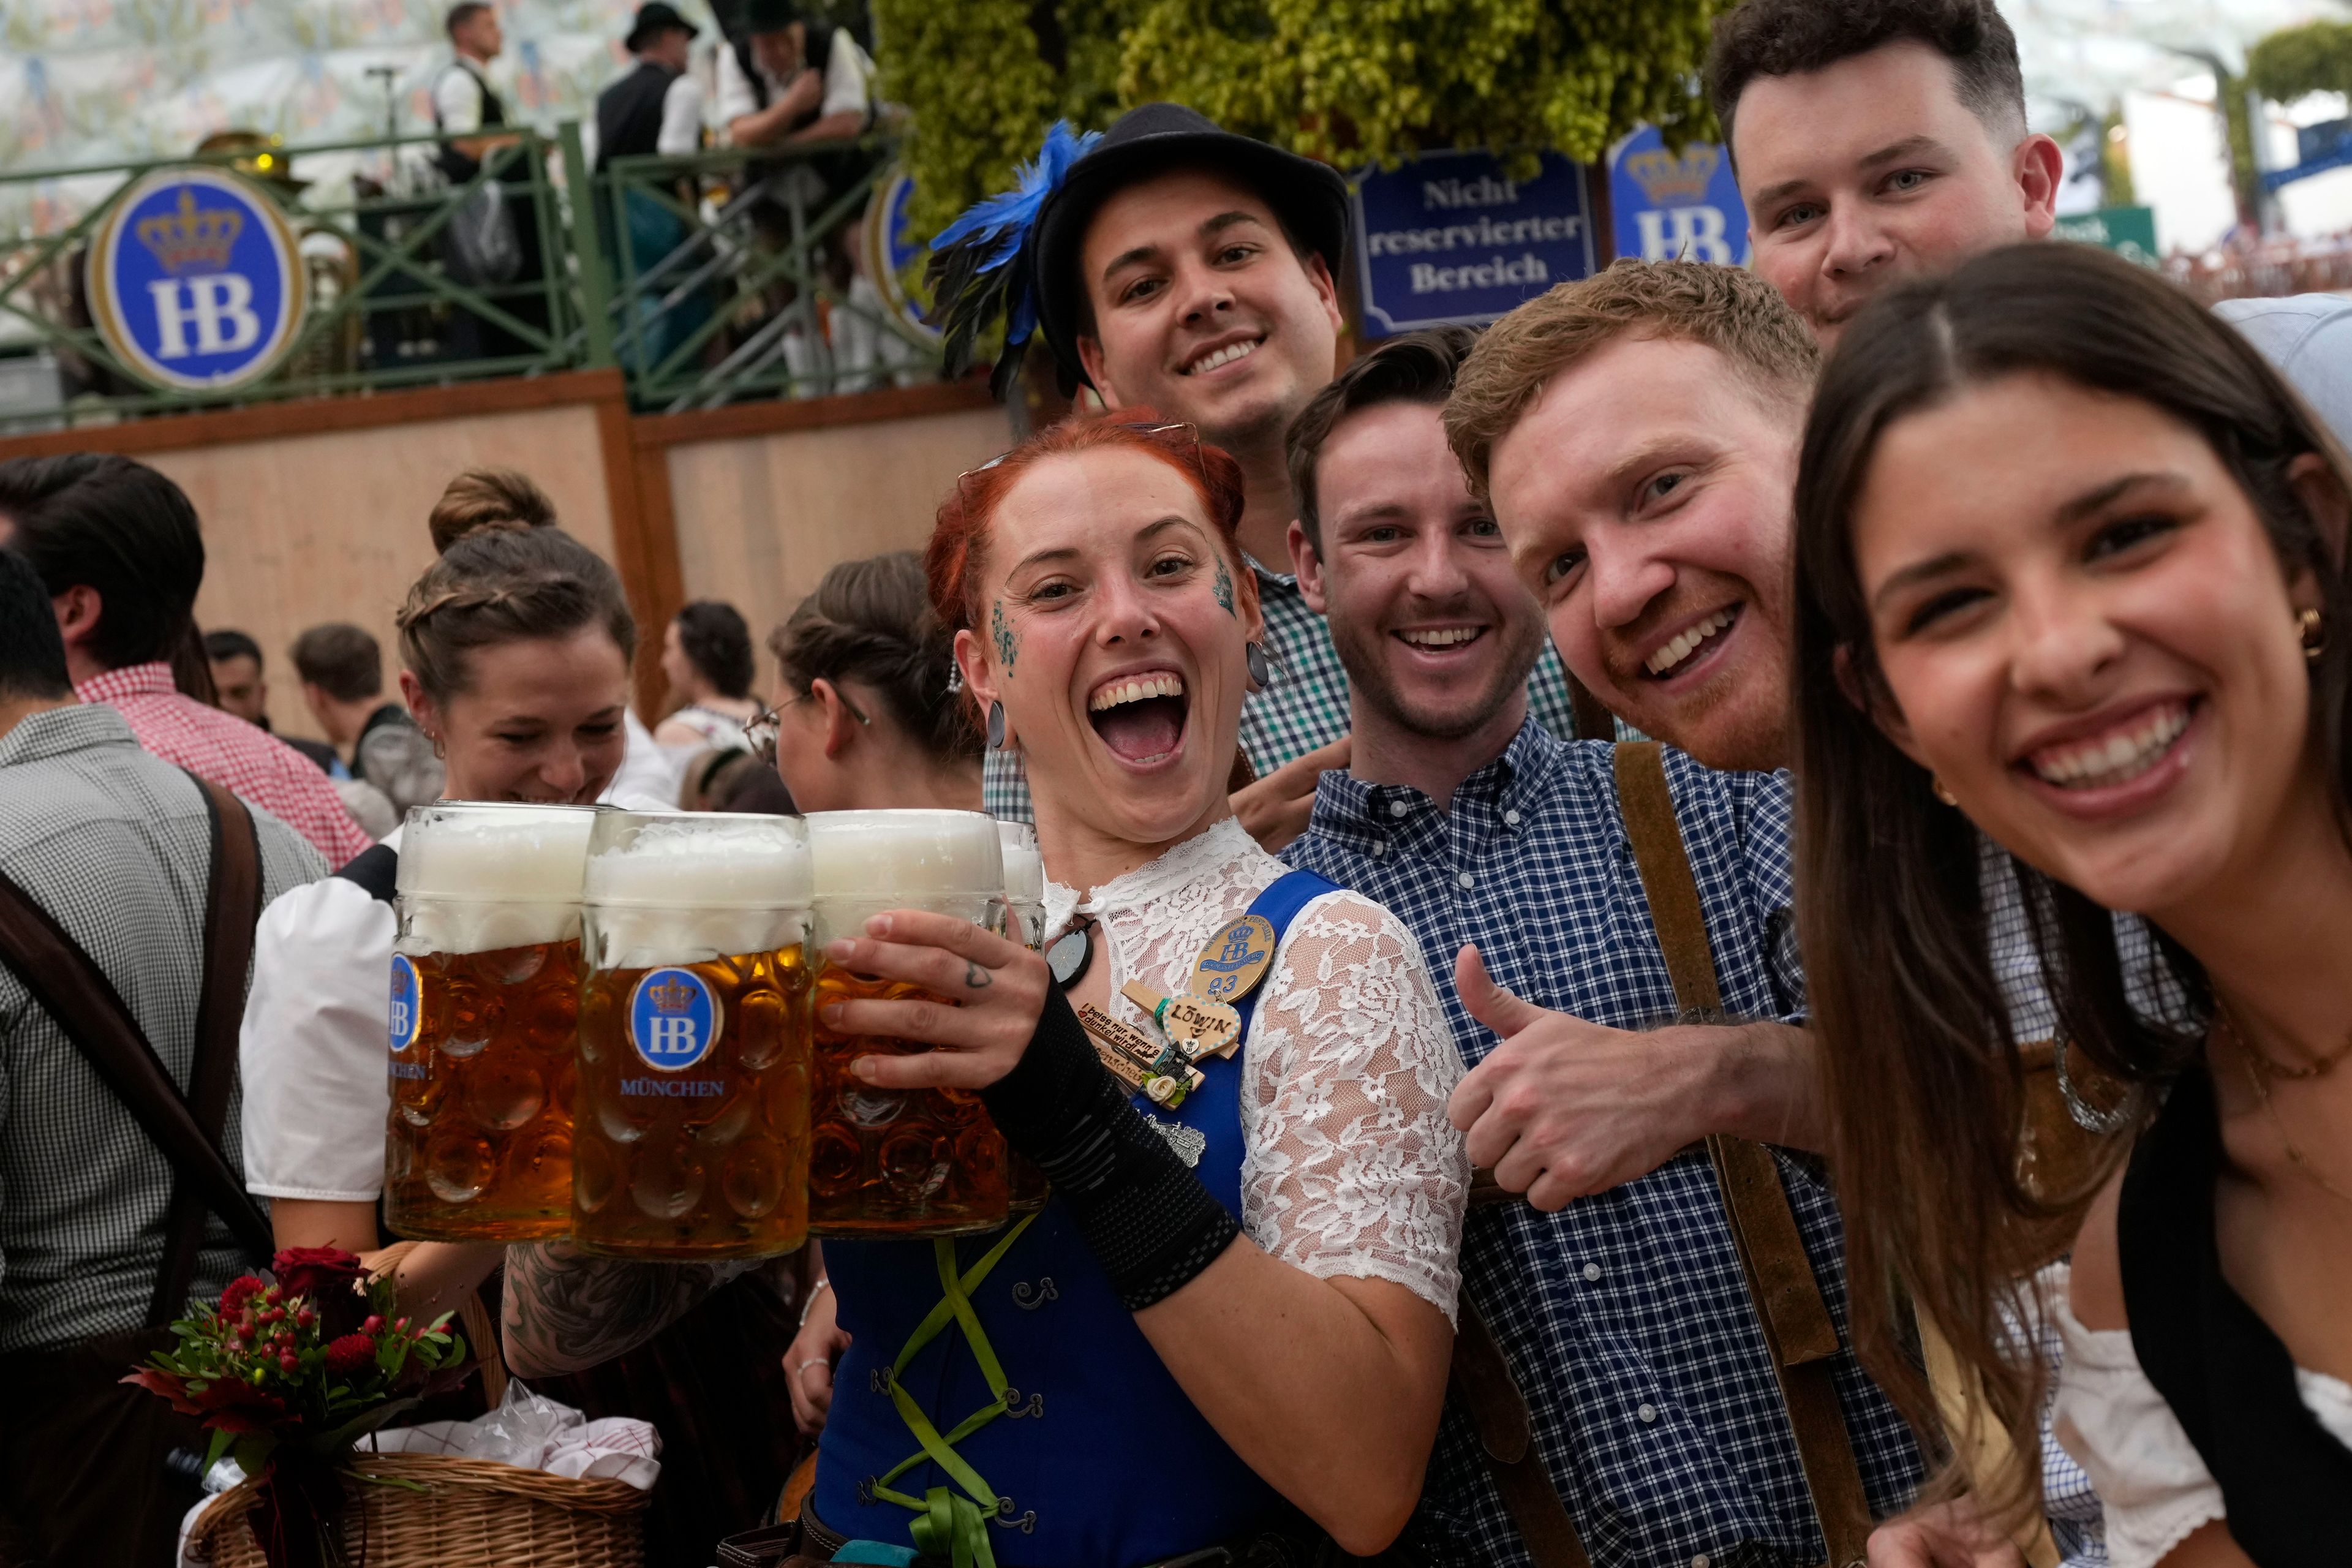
0, 773, 271, 1327
1612, 741, 1871, 1568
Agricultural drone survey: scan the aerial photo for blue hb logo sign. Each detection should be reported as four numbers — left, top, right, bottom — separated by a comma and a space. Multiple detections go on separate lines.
86, 167, 307, 392
630, 968, 721, 1072
388, 955, 422, 1053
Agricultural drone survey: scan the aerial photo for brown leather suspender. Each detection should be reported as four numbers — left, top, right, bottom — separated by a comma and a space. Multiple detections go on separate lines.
1612, 741, 1872, 1568
0, 774, 271, 1325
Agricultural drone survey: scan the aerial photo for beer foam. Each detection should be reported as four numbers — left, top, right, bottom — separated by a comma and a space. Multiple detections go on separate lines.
396, 804, 595, 954
584, 815, 815, 969
999, 823, 1044, 907
586, 818, 815, 907
398, 805, 597, 902
807, 810, 1005, 899
593, 905, 804, 971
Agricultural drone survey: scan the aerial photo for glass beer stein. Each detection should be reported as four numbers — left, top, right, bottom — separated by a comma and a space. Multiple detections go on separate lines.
573, 812, 815, 1261
998, 821, 1049, 1215
385, 802, 597, 1242
807, 809, 1011, 1237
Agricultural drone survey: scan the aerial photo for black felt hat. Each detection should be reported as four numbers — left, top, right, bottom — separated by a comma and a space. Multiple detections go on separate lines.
624, 1, 699, 51
1028, 103, 1351, 391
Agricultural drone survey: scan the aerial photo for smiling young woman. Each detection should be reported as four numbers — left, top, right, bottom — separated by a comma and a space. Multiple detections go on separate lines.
1792, 244, 2352, 1564
500, 415, 1468, 1565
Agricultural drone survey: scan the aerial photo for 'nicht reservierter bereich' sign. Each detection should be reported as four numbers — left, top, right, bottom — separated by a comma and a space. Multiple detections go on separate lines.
1351, 149, 1595, 337
86, 166, 308, 393
1610, 125, 1751, 268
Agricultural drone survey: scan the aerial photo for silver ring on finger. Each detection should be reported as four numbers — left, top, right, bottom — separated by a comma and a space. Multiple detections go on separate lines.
791, 1357, 828, 1382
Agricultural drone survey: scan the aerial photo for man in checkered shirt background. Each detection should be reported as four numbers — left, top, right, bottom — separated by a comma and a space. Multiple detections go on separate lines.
975, 103, 1586, 849
0, 454, 372, 867
0, 546, 323, 1564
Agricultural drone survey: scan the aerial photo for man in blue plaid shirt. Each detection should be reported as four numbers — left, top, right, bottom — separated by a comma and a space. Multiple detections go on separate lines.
971, 103, 1583, 846
1283, 324, 1924, 1563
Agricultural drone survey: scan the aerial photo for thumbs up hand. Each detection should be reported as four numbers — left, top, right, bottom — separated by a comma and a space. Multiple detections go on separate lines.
1446, 944, 1820, 1210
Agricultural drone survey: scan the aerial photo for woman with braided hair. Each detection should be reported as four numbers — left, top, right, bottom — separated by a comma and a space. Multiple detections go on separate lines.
236, 470, 799, 1564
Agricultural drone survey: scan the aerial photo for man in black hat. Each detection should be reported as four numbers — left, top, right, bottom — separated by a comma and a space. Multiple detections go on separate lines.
975, 104, 1584, 847
716, 0, 873, 154
597, 3, 706, 172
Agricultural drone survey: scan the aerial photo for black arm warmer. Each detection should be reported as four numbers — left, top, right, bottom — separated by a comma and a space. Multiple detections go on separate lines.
981, 988, 1240, 1310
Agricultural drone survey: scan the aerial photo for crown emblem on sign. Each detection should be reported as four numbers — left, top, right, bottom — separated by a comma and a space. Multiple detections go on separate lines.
136, 189, 243, 274
1624, 145, 1718, 205
645, 975, 698, 1012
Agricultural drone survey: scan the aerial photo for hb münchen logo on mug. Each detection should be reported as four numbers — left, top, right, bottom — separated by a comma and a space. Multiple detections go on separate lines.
628, 968, 721, 1072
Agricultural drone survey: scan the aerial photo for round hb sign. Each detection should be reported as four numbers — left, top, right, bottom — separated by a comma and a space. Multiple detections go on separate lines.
86, 166, 308, 392
629, 967, 722, 1072
388, 955, 422, 1053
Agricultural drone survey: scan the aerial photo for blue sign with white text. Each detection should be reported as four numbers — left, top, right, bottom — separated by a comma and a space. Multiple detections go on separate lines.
630, 967, 721, 1072
1610, 126, 1751, 268
86, 167, 306, 392
1352, 149, 1595, 337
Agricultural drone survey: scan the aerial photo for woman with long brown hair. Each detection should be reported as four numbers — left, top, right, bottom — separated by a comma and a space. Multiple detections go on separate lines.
1792, 241, 2352, 1565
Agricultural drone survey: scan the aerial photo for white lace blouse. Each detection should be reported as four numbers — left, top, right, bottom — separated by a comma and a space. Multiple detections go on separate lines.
2052, 1294, 2352, 1566
1042, 816, 1469, 1322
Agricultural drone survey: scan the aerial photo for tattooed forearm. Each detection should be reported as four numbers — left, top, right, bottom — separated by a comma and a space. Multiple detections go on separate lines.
502, 1241, 753, 1377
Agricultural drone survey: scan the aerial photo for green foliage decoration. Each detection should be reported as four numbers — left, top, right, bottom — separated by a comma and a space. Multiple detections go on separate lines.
873, 0, 1730, 244
2248, 20, 2352, 107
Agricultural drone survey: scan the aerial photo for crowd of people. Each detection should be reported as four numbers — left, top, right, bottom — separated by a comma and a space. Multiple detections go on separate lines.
1, 0, 2346, 1565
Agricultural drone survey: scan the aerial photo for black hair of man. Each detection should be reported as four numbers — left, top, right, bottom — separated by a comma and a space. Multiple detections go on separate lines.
204, 627, 263, 668
0, 549, 72, 701
0, 453, 205, 673
290, 622, 384, 704
1284, 325, 1481, 552
1705, 0, 2027, 153
446, 1, 492, 40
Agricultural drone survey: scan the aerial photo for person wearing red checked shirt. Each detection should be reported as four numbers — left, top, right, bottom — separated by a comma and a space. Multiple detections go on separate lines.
0, 454, 372, 866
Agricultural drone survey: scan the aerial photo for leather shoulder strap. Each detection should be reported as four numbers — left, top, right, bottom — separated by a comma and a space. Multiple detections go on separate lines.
151, 776, 264, 1324
1611, 740, 1873, 1568
0, 797, 276, 1287
1451, 1294, 1591, 1568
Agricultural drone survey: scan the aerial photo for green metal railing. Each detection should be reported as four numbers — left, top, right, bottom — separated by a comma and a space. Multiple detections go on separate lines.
0, 124, 935, 433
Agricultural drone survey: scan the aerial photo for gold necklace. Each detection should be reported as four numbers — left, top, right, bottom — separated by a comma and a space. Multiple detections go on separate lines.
2217, 1009, 2352, 1208
2230, 1008, 2352, 1081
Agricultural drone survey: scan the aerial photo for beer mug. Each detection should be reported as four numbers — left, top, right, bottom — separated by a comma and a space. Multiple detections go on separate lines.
998, 821, 1050, 1215
386, 802, 597, 1242
807, 809, 1011, 1236
574, 812, 815, 1260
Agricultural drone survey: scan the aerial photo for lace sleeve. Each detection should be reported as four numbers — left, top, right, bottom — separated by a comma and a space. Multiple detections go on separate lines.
1239, 889, 1468, 1322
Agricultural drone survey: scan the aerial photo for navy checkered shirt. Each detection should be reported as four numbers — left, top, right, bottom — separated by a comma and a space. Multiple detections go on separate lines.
1286, 719, 1923, 1567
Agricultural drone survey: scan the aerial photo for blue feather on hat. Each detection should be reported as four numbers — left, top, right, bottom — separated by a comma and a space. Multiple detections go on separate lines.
925, 121, 1101, 398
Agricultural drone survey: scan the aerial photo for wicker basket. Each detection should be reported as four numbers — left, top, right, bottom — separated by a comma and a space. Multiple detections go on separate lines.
187, 1452, 648, 1568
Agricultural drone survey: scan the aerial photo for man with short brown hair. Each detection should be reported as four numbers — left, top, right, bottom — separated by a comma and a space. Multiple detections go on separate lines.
1705, 0, 2060, 349
1284, 325, 1921, 1566
1446, 259, 1816, 774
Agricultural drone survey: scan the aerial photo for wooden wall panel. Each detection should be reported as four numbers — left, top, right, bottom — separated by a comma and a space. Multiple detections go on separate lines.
662, 404, 1014, 673
160, 402, 616, 742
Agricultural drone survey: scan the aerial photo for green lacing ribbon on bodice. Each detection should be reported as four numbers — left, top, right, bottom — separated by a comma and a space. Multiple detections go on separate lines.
867, 1212, 1040, 1568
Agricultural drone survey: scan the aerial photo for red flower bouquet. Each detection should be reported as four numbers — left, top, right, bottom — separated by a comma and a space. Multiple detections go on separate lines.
124, 1248, 471, 1568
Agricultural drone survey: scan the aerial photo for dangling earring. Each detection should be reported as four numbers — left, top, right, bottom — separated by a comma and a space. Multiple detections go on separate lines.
2299, 606, 2326, 662
1245, 641, 1270, 692
986, 701, 1007, 750
1931, 775, 1958, 807
946, 660, 965, 695
426, 729, 446, 761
